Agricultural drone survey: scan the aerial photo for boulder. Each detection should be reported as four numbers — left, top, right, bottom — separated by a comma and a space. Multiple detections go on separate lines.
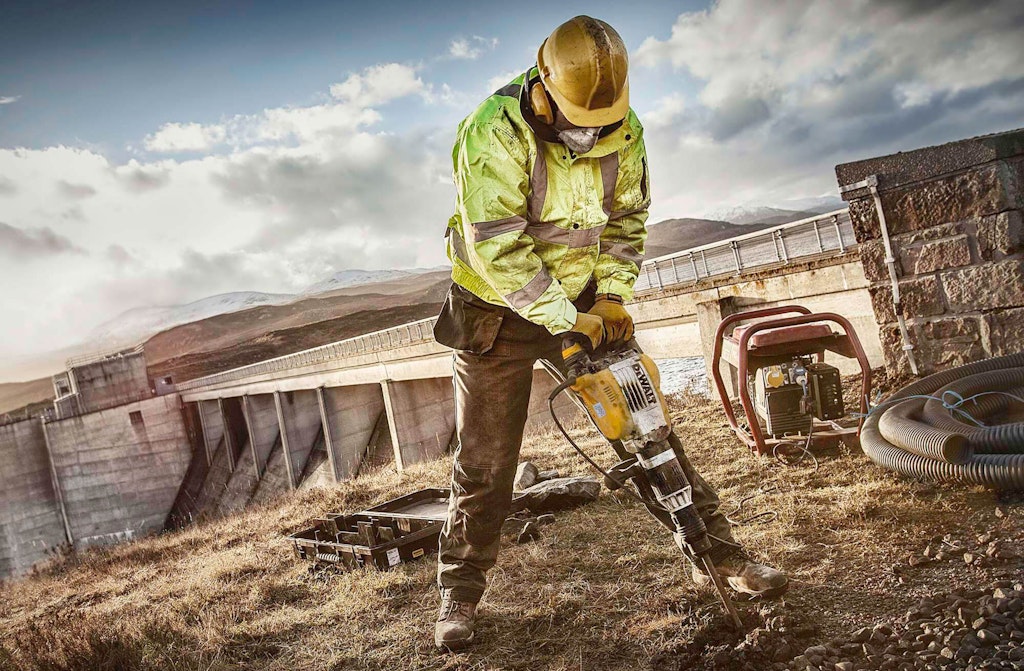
515, 476, 601, 513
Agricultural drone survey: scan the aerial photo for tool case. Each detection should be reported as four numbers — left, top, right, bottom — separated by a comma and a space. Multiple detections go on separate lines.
288, 488, 449, 570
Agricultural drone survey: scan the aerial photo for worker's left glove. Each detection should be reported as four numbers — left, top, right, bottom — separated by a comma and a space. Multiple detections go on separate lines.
588, 294, 633, 345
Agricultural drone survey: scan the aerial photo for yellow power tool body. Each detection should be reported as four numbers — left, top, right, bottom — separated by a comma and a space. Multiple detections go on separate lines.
557, 340, 744, 630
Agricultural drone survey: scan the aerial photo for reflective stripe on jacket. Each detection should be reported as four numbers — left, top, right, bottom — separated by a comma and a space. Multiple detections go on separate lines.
446, 67, 650, 335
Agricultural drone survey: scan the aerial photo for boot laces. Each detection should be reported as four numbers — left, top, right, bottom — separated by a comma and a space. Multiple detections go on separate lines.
439, 595, 473, 621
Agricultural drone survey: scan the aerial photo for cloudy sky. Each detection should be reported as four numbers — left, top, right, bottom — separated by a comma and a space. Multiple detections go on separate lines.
1, 0, 1022, 379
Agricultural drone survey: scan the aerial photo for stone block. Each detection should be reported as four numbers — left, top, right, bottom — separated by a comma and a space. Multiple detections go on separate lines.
943, 260, 1024, 312
859, 240, 891, 283
918, 316, 990, 372
869, 275, 945, 324
878, 323, 915, 379
900, 235, 971, 275
836, 129, 1024, 191
882, 165, 1011, 236
893, 221, 967, 246
1010, 157, 1024, 209
977, 210, 1024, 260
848, 196, 879, 243
989, 307, 1024, 357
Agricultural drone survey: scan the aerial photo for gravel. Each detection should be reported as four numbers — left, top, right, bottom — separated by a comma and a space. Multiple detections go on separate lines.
668, 581, 1024, 671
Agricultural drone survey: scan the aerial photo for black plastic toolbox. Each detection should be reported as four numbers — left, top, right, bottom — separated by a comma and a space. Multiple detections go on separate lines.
289, 488, 449, 570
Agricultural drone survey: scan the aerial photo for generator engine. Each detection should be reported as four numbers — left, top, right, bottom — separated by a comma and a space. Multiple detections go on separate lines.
751, 358, 844, 437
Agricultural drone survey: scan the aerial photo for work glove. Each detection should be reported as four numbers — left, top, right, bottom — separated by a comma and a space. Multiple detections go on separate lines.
569, 312, 606, 351
588, 294, 633, 345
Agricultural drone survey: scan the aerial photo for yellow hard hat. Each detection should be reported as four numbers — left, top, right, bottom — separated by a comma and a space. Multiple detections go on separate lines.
537, 15, 630, 127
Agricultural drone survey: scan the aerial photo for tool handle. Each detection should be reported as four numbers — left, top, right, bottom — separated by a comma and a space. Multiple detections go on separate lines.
561, 333, 591, 370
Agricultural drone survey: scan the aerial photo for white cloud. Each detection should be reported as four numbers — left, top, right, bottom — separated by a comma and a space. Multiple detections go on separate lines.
144, 121, 227, 152
329, 63, 426, 107
448, 35, 499, 60
0, 63, 453, 370
633, 0, 1024, 219
642, 94, 686, 129
486, 70, 520, 93
0, 96, 20, 105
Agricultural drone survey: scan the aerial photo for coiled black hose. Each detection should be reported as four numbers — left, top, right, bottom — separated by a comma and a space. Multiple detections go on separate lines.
861, 353, 1024, 490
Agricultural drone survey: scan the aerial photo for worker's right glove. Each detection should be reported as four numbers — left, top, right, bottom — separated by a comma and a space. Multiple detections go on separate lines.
570, 312, 606, 351
588, 294, 633, 345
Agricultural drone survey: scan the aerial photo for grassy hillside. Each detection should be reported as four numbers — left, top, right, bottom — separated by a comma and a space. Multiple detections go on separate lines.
0, 378, 54, 416
148, 301, 445, 383
1, 387, 1019, 671
144, 272, 451, 363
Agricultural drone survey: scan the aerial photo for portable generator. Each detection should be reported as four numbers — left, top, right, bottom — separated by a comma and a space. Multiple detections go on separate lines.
711, 305, 873, 455
751, 358, 844, 438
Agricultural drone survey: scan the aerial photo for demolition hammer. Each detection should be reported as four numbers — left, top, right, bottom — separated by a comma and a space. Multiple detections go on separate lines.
548, 337, 744, 630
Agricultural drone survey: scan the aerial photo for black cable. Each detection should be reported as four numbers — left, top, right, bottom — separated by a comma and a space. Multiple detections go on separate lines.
723, 487, 780, 526
547, 380, 638, 497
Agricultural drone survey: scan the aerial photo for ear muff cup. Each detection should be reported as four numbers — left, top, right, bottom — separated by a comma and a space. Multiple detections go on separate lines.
530, 82, 554, 125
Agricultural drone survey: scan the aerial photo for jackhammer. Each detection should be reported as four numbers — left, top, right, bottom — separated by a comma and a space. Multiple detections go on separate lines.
548, 337, 744, 630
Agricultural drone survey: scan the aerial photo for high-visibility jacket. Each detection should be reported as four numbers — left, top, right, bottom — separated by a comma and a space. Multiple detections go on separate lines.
446, 67, 650, 335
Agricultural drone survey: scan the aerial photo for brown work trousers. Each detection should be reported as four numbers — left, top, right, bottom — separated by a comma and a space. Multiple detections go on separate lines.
433, 283, 737, 604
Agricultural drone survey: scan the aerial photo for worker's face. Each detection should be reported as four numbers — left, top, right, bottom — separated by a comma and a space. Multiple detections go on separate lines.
552, 109, 602, 155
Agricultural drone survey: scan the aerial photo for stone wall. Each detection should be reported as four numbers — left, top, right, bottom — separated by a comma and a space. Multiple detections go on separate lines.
0, 419, 66, 578
837, 128, 1024, 377
44, 394, 192, 547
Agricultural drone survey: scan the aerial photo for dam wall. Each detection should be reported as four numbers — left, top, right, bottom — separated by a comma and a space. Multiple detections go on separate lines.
0, 419, 66, 577
44, 394, 192, 548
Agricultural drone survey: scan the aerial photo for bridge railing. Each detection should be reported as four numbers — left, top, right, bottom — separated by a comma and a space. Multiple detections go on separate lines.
174, 317, 439, 392
633, 208, 855, 293
65, 343, 145, 370
177, 209, 855, 392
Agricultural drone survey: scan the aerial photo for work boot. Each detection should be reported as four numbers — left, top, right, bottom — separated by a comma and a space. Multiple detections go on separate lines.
434, 590, 477, 651
692, 553, 789, 597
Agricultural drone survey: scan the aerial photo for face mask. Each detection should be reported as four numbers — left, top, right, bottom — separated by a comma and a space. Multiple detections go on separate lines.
556, 126, 602, 154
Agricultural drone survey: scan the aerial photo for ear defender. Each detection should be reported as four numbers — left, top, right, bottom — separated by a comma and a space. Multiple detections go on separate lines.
530, 82, 554, 125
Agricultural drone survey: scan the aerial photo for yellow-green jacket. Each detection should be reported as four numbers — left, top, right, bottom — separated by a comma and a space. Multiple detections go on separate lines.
446, 67, 650, 335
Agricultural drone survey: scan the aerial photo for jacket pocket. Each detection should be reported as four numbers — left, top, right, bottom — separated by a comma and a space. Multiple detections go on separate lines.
433, 284, 505, 355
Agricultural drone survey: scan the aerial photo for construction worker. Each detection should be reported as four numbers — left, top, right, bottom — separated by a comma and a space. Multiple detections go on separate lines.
432, 16, 787, 651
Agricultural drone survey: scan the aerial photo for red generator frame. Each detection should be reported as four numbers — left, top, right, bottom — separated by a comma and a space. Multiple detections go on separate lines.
711, 305, 873, 456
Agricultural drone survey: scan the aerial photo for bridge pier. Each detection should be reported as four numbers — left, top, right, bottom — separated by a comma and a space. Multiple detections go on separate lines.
380, 377, 455, 471
318, 384, 388, 481
197, 399, 224, 467
695, 296, 761, 398
215, 397, 258, 516
273, 389, 324, 488
525, 368, 580, 432
244, 394, 292, 504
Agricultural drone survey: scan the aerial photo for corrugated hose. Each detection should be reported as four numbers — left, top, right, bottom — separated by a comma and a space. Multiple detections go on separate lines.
861, 353, 1024, 490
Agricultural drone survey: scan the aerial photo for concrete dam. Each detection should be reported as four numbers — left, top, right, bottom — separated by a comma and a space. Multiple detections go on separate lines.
2, 127, 1021, 580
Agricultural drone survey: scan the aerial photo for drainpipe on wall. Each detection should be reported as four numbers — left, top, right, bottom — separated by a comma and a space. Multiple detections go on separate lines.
841, 174, 920, 376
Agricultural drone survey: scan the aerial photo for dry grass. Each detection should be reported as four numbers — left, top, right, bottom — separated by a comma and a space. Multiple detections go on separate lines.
1, 388, 1020, 671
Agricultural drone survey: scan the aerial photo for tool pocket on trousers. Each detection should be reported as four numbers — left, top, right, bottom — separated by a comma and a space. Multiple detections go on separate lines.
433, 285, 504, 355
